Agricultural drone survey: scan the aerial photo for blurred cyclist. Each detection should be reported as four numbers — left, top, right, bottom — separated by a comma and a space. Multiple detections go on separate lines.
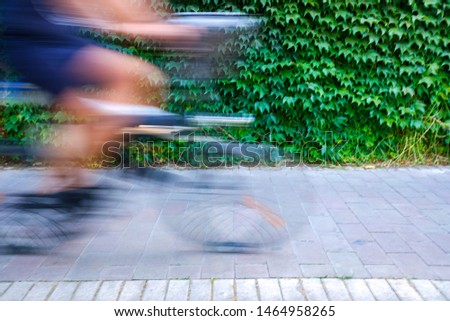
2, 0, 201, 193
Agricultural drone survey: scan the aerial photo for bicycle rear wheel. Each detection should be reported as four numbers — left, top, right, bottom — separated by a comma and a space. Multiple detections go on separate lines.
165, 191, 288, 252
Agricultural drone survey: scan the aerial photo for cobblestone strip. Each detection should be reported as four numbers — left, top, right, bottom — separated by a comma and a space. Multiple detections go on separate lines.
257, 279, 283, 301
23, 282, 56, 301
1, 282, 35, 301
321, 279, 352, 301
166, 280, 189, 301
212, 279, 234, 301
119, 281, 146, 301
279, 279, 306, 301
410, 280, 446, 301
1, 279, 450, 301
301, 279, 329, 301
47, 282, 79, 301
141, 280, 167, 301
387, 280, 421, 301
344, 279, 375, 301
0, 283, 12, 297
365, 279, 398, 301
95, 281, 124, 301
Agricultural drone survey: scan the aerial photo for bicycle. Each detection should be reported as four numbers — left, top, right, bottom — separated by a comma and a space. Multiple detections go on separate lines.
0, 12, 288, 253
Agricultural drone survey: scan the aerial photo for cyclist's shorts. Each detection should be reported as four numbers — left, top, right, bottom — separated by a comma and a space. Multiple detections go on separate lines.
2, 0, 100, 96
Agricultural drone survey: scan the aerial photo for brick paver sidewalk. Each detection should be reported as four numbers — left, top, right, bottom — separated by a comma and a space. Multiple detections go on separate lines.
0, 166, 449, 300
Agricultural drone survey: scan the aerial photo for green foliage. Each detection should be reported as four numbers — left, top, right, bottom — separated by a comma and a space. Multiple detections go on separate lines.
164, 0, 449, 165
1, 0, 449, 165
0, 103, 70, 144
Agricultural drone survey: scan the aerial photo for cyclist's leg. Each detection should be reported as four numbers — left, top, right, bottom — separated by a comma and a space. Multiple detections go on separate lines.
63, 45, 168, 105
43, 45, 168, 190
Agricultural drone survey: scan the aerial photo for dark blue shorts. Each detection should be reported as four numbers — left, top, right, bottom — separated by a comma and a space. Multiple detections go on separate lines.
2, 0, 100, 96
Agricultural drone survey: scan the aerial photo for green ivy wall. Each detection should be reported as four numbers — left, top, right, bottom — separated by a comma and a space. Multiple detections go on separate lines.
165, 0, 450, 164
1, 0, 449, 165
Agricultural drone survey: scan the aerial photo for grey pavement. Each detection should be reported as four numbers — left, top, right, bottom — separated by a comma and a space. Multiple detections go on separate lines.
0, 166, 449, 301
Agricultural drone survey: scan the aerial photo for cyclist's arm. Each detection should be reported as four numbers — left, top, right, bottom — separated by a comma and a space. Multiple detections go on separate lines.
49, 0, 200, 41
49, 0, 168, 24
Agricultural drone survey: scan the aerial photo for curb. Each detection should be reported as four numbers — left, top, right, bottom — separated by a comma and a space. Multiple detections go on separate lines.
1, 278, 449, 301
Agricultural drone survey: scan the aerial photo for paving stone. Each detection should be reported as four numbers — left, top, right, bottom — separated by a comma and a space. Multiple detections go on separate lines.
366, 198, 394, 210
141, 280, 167, 301
235, 264, 268, 279
391, 203, 421, 217
301, 279, 328, 301
328, 252, 370, 278
189, 279, 212, 301
351, 241, 392, 265
432, 266, 450, 281
358, 216, 393, 232
65, 263, 104, 282
23, 282, 56, 301
71, 281, 101, 301
294, 243, 330, 265
95, 281, 123, 301
300, 265, 336, 278
267, 259, 302, 278
388, 280, 421, 301
345, 279, 375, 301
389, 253, 439, 279
410, 217, 445, 234
168, 265, 202, 279
134, 263, 169, 280
201, 257, 235, 279
317, 233, 353, 252
392, 225, 430, 243
235, 279, 258, 301
119, 281, 146, 301
339, 224, 373, 243
258, 279, 282, 301
100, 266, 135, 281
279, 279, 306, 301
212, 279, 234, 301
166, 280, 189, 301
301, 203, 329, 216
366, 279, 398, 301
0, 283, 11, 297
365, 265, 404, 279
346, 203, 373, 217
1, 282, 34, 301
411, 280, 446, 301
48, 282, 79, 301
338, 192, 365, 203
373, 232, 413, 253
427, 233, 450, 253
0, 256, 45, 281
321, 279, 351, 301
432, 281, 450, 300
327, 209, 359, 224
309, 216, 340, 233
408, 241, 450, 265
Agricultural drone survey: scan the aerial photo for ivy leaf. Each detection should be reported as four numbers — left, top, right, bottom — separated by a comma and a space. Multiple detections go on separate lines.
282, 96, 299, 107
351, 25, 370, 37
316, 41, 331, 53
254, 101, 270, 113
286, 13, 302, 24
388, 28, 404, 40
402, 87, 415, 97
427, 63, 441, 75
418, 76, 436, 88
